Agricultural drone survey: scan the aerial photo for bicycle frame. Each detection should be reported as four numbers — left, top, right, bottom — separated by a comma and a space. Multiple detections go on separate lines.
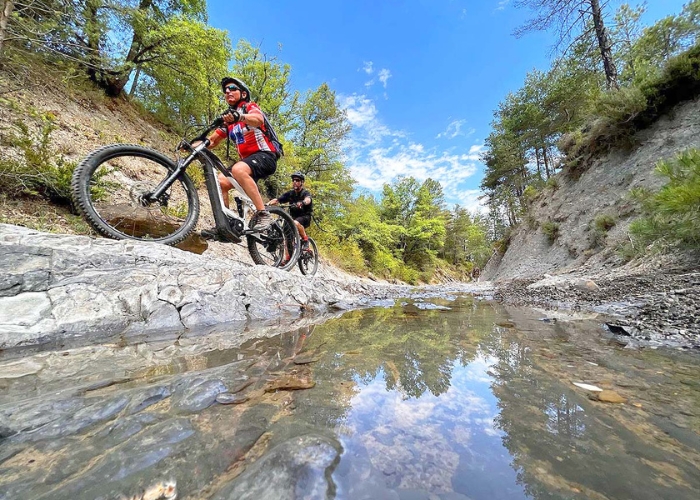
149, 124, 259, 243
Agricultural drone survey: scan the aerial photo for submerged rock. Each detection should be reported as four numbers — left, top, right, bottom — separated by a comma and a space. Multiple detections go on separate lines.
264, 371, 316, 392
591, 390, 627, 404
212, 434, 341, 500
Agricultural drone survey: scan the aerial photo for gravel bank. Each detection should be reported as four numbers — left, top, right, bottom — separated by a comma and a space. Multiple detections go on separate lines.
493, 271, 700, 348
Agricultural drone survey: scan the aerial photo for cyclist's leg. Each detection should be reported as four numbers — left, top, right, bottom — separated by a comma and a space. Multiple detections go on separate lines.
296, 216, 312, 251
233, 152, 277, 212
230, 161, 264, 211
218, 172, 233, 208
295, 219, 308, 240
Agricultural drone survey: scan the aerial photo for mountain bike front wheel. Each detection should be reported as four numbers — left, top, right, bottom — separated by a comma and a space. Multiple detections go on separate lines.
298, 237, 319, 276
247, 207, 300, 270
71, 144, 200, 245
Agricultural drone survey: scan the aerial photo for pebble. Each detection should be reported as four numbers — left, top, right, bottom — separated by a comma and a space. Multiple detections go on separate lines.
216, 393, 249, 405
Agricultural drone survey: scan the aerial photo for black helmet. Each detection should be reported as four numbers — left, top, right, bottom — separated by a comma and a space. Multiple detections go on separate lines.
291, 172, 305, 181
220, 77, 251, 101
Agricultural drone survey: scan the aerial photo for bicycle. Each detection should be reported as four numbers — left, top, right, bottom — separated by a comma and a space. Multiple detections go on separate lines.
276, 204, 319, 276
70, 116, 301, 270
297, 236, 319, 276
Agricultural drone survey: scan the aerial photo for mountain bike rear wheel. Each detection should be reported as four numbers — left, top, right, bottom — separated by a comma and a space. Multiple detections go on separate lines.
247, 207, 300, 270
298, 237, 319, 276
71, 144, 199, 245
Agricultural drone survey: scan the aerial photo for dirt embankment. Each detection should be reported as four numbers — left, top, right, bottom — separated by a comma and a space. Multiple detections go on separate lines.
482, 97, 700, 283
479, 97, 700, 348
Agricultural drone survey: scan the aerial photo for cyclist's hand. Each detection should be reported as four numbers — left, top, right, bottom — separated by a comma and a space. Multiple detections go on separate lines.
222, 109, 242, 123
296, 201, 303, 208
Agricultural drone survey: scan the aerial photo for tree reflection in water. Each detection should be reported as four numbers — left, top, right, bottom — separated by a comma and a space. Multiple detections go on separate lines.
290, 298, 700, 500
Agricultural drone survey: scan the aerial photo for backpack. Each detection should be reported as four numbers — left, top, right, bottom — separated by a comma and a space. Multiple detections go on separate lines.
241, 104, 285, 159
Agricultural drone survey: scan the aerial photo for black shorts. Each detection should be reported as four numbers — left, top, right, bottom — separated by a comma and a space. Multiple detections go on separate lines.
294, 215, 312, 228
238, 151, 277, 182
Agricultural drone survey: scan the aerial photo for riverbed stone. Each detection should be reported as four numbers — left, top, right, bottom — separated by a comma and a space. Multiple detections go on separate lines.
172, 378, 227, 413
592, 390, 627, 404
212, 434, 341, 500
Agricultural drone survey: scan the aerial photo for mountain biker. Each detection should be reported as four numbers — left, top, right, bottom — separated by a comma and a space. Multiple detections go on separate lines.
199, 77, 279, 239
268, 172, 313, 251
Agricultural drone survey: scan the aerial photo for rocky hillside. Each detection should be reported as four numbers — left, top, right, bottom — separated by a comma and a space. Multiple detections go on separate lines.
481, 96, 700, 282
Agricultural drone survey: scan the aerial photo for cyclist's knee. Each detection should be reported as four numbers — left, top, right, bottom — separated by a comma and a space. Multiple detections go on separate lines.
231, 162, 252, 179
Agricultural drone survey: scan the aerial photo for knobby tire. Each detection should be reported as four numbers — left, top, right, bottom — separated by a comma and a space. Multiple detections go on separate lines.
71, 144, 200, 246
298, 237, 319, 276
247, 207, 300, 271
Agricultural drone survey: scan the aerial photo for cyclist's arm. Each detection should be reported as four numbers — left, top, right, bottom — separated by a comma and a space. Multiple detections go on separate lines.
268, 198, 279, 205
187, 127, 226, 150
206, 128, 227, 148
238, 109, 263, 128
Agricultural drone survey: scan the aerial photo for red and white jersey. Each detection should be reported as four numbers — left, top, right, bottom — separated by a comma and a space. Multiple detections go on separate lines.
214, 101, 277, 159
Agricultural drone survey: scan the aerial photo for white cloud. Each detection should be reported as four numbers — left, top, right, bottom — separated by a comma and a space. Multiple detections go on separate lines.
378, 69, 392, 88
362, 61, 374, 74
497, 0, 510, 11
436, 119, 475, 139
339, 94, 483, 210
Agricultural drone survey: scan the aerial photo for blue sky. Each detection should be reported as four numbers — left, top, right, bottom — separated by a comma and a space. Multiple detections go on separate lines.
207, 0, 689, 210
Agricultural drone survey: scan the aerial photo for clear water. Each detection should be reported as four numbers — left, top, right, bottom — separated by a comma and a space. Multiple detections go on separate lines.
1, 295, 698, 499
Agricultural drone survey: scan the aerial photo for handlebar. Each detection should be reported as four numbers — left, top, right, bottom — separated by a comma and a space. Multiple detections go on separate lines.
177, 115, 226, 153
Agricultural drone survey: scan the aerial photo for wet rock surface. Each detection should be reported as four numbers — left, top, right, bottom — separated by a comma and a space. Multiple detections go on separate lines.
494, 271, 700, 348
0, 224, 416, 349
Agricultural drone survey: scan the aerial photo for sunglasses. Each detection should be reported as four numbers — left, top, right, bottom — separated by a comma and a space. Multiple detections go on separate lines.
224, 85, 240, 93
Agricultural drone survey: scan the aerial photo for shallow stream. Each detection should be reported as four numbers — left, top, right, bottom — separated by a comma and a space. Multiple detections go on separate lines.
1, 295, 699, 499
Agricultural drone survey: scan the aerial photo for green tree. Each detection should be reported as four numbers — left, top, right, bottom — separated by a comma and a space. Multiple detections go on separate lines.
8, 0, 214, 96
629, 0, 700, 84
134, 19, 231, 127
380, 176, 447, 271
441, 206, 491, 270
230, 40, 296, 130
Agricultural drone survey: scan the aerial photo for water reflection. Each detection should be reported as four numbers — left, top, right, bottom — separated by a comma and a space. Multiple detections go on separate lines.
292, 298, 700, 499
1, 296, 699, 500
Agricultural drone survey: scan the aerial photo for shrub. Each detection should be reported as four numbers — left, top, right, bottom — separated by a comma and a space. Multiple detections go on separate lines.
545, 176, 560, 191
0, 115, 76, 205
594, 214, 617, 232
628, 149, 700, 250
525, 214, 539, 230
541, 221, 559, 244
522, 185, 540, 205
562, 44, 700, 173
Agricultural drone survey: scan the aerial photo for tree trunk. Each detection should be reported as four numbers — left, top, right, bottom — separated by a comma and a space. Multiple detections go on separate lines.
0, 0, 15, 55
129, 65, 142, 96
542, 146, 551, 179
589, 0, 619, 90
534, 147, 543, 180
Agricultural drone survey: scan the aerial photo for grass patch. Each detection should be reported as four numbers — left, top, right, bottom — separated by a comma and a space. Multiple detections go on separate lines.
0, 113, 77, 205
0, 194, 95, 235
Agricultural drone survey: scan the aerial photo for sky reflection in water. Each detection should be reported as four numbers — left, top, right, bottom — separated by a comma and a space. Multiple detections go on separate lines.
293, 297, 700, 500
341, 355, 528, 499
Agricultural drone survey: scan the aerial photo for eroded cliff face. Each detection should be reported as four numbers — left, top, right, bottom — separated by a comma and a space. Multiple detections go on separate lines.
481, 97, 700, 282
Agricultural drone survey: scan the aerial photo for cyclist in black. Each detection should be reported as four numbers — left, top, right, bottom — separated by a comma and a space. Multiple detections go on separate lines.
269, 172, 313, 251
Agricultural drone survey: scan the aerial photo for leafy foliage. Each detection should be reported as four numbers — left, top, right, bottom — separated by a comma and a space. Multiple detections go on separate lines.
541, 221, 560, 244
629, 149, 700, 250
